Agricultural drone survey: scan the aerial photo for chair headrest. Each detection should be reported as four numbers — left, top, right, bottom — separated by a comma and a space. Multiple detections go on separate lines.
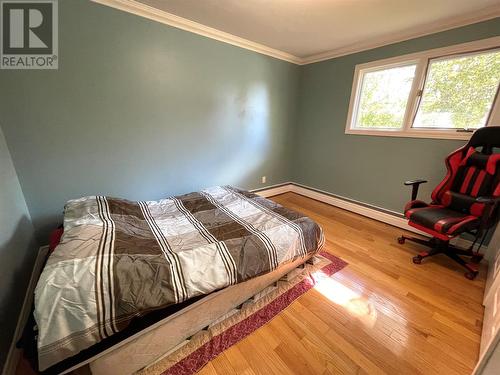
468, 126, 500, 151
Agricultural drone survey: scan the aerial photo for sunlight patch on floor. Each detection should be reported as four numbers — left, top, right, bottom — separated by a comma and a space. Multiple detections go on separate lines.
312, 270, 378, 327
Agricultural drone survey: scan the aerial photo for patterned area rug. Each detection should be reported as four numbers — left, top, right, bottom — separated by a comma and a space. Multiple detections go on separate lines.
139, 252, 347, 375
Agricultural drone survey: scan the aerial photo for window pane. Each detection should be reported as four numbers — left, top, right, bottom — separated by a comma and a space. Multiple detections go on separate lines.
355, 64, 417, 129
413, 50, 500, 129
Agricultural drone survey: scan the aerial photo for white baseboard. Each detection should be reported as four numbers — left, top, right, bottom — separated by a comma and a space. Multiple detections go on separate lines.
251, 182, 293, 198
291, 183, 411, 229
3, 246, 49, 375
254, 182, 486, 252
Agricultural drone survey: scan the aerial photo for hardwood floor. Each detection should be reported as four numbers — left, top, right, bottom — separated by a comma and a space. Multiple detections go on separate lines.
201, 192, 487, 375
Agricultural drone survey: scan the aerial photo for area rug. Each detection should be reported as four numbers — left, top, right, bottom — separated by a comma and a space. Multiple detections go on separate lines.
139, 251, 348, 375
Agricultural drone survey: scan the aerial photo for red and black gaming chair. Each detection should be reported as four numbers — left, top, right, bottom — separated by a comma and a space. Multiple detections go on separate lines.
398, 126, 500, 280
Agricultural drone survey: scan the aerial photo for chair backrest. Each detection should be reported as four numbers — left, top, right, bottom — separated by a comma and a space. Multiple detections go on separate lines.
432, 127, 500, 219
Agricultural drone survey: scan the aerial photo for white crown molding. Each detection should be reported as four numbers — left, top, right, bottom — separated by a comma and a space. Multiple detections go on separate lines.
92, 0, 500, 66
91, 0, 302, 64
300, 4, 500, 65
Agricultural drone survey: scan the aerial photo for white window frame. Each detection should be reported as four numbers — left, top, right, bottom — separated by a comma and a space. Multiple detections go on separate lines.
345, 36, 500, 140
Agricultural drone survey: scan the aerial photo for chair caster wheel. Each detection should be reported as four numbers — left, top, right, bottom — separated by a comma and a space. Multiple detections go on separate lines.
412, 256, 422, 264
398, 236, 405, 244
465, 271, 478, 280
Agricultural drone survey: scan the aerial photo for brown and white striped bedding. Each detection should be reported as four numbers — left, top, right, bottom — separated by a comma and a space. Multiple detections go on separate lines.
34, 186, 324, 370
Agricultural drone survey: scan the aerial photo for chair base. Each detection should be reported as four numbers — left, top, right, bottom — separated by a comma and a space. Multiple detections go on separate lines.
397, 235, 483, 280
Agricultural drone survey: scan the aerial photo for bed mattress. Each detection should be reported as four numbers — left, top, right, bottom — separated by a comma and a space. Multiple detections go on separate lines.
33, 186, 324, 371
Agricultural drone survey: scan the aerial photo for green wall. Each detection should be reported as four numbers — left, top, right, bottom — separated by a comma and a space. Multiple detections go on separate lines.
294, 18, 500, 213
1, 3, 497, 242
0, 126, 38, 370
0, 0, 300, 241
0, 3, 498, 371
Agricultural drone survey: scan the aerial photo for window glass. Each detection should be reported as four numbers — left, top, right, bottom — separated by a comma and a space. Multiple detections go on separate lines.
355, 64, 417, 129
413, 50, 500, 129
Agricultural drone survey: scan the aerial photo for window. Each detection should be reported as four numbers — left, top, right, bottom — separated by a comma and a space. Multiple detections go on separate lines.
414, 50, 500, 130
355, 63, 417, 129
345, 37, 500, 139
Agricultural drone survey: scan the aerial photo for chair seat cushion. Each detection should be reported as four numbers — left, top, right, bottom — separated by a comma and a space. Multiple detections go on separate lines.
405, 205, 480, 236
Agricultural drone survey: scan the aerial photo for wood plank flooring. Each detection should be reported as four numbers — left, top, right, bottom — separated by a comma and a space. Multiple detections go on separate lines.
202, 192, 487, 375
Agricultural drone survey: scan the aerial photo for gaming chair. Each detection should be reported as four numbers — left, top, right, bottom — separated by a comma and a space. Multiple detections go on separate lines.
398, 126, 500, 280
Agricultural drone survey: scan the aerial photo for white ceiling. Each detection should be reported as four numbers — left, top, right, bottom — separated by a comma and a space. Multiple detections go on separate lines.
136, 0, 500, 60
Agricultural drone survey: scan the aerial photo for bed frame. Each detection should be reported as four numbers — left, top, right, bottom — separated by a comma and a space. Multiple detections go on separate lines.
81, 254, 315, 374
13, 247, 316, 375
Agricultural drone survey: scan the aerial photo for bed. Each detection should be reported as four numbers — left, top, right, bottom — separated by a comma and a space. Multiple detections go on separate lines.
32, 186, 324, 374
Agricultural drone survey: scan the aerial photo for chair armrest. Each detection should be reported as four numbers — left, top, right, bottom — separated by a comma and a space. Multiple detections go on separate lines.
476, 196, 500, 229
404, 179, 428, 200
404, 179, 428, 186
476, 196, 500, 205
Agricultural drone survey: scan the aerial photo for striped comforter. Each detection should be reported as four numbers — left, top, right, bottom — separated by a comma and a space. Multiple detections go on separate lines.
34, 186, 324, 370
